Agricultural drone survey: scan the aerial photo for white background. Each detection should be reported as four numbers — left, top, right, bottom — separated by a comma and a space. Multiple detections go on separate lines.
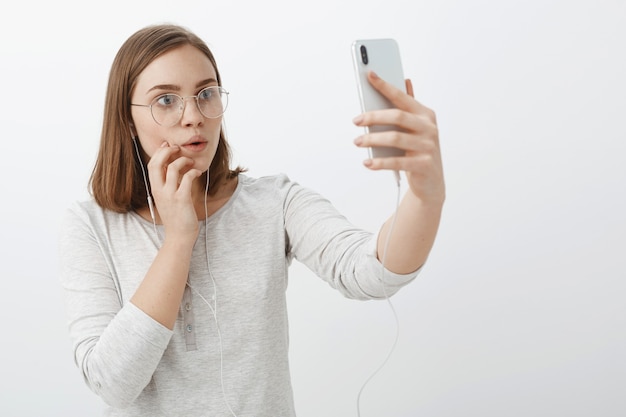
1, 0, 624, 416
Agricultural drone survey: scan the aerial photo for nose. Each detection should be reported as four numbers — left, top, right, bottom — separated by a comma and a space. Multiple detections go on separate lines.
179, 96, 204, 127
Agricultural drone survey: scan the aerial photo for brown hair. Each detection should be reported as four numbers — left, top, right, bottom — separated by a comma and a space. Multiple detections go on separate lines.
89, 23, 244, 212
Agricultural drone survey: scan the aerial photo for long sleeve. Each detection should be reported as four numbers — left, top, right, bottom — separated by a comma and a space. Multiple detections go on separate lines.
59, 205, 172, 408
58, 174, 420, 416
279, 174, 420, 299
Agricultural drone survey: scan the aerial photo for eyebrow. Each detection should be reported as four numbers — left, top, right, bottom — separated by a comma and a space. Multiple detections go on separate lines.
146, 78, 218, 94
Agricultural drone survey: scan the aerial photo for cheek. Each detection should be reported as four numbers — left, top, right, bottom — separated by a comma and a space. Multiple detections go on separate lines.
208, 119, 224, 142
132, 111, 161, 154
135, 127, 167, 158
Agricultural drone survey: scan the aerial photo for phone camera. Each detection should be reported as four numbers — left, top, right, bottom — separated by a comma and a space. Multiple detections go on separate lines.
360, 45, 369, 65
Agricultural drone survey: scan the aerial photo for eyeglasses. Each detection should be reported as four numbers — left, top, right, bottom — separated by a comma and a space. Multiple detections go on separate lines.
131, 86, 229, 126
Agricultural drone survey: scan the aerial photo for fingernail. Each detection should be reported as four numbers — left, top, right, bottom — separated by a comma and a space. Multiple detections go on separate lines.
354, 136, 363, 145
363, 159, 373, 167
370, 71, 379, 80
161, 142, 169, 147
352, 114, 364, 125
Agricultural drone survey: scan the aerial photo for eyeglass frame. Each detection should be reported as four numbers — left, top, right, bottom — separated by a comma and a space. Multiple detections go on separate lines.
130, 86, 229, 126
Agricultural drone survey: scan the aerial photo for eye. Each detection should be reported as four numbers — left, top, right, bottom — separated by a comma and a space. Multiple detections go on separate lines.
198, 88, 215, 101
154, 94, 179, 107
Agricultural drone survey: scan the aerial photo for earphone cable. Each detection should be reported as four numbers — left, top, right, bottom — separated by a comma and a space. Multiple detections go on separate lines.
132, 137, 158, 235
356, 172, 402, 417
135, 146, 237, 416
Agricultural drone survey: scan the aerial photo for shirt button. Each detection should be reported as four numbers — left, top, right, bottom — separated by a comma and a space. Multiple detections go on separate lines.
186, 324, 193, 332
185, 303, 191, 311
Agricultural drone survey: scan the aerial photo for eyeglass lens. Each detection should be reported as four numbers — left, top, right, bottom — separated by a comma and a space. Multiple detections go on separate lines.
151, 87, 228, 126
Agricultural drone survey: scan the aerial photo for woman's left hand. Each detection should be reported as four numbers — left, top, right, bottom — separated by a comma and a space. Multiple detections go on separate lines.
353, 71, 445, 205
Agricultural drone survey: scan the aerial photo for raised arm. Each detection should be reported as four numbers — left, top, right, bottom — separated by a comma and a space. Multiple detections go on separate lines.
353, 71, 445, 274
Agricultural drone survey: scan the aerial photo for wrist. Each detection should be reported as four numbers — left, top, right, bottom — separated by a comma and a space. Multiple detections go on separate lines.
161, 229, 199, 253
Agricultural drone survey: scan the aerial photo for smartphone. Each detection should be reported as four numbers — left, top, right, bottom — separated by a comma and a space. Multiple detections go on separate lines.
351, 38, 406, 159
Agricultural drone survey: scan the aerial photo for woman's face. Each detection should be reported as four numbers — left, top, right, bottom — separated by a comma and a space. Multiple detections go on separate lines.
130, 44, 223, 173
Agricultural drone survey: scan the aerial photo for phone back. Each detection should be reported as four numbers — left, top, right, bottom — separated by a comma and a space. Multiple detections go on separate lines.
351, 38, 406, 158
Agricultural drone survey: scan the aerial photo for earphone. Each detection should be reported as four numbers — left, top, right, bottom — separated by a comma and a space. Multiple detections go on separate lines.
132, 134, 402, 416
130, 125, 157, 228
132, 136, 238, 417
356, 172, 403, 417
131, 136, 157, 230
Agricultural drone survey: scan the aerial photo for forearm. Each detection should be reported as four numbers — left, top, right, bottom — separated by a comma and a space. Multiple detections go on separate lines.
377, 191, 444, 274
75, 303, 172, 407
130, 235, 195, 329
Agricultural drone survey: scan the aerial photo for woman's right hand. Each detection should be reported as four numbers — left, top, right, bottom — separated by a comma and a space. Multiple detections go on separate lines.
131, 141, 202, 329
146, 141, 202, 242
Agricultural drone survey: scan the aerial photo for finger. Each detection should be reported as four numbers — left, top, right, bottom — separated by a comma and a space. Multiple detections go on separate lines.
354, 108, 412, 132
363, 154, 405, 172
163, 156, 195, 191
147, 143, 180, 188
177, 168, 203, 196
355, 129, 435, 155
367, 71, 426, 113
354, 108, 437, 139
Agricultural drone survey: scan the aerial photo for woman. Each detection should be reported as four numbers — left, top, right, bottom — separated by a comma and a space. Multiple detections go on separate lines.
59, 23, 444, 416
